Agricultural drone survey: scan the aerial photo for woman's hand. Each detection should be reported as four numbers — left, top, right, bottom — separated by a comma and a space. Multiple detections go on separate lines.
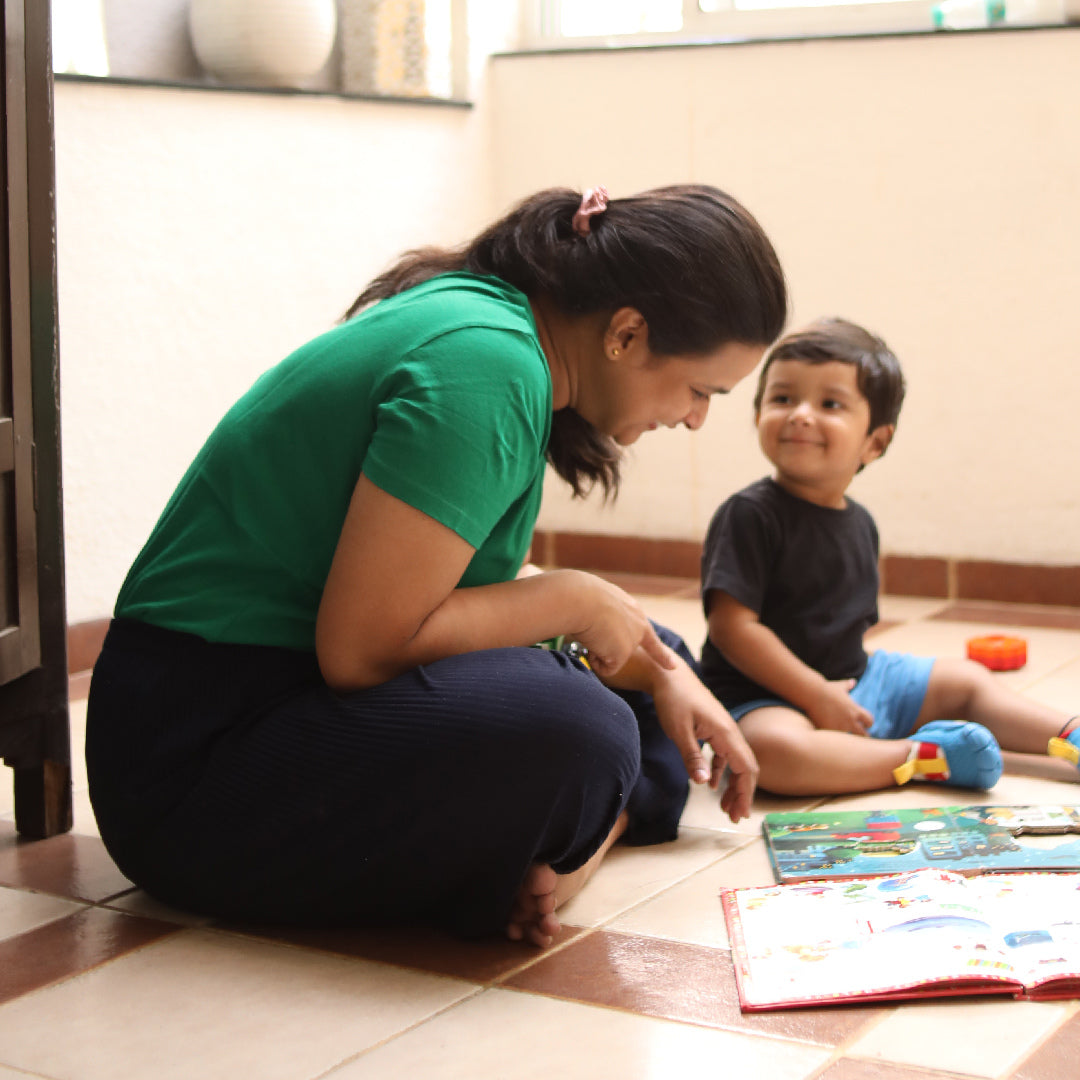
568, 573, 677, 680
611, 645, 758, 824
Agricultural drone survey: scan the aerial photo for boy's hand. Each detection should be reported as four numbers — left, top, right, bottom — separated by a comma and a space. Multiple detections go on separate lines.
647, 651, 759, 823
807, 678, 874, 735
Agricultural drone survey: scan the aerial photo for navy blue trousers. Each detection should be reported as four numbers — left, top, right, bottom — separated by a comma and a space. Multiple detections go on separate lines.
86, 618, 693, 937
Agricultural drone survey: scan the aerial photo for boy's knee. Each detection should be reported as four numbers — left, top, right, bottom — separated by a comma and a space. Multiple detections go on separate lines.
934, 656, 993, 697
743, 719, 807, 764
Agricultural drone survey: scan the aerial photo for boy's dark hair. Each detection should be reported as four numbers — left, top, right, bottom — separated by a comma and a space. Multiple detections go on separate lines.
346, 185, 787, 499
752, 317, 905, 433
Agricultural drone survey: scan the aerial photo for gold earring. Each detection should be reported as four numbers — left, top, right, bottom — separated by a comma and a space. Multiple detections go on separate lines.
612, 348, 620, 357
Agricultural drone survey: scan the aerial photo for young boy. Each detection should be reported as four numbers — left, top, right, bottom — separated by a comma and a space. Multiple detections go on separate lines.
700, 317, 1079, 796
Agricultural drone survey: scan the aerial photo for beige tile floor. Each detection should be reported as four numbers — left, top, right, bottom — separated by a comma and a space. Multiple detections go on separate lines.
2, 583, 1080, 1079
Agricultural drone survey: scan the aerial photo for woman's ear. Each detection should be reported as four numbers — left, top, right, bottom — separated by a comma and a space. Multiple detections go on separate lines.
604, 307, 648, 362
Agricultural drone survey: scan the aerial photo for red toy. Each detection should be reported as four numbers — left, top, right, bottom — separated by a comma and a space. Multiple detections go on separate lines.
966, 634, 1027, 671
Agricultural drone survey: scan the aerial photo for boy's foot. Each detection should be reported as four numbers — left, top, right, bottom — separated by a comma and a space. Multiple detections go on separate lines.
1047, 716, 1080, 767
893, 720, 1003, 790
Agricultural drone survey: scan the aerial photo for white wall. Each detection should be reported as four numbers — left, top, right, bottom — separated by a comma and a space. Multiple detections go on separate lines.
55, 80, 491, 623
56, 25, 1080, 624
490, 30, 1080, 566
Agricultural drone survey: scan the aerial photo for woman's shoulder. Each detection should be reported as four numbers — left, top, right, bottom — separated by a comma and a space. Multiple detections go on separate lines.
391, 271, 534, 333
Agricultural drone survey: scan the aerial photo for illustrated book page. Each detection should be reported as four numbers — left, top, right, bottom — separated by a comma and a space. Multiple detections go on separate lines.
722, 868, 1080, 1011
763, 804, 1080, 884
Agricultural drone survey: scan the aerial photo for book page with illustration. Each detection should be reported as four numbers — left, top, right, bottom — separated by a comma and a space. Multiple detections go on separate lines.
723, 868, 1080, 1011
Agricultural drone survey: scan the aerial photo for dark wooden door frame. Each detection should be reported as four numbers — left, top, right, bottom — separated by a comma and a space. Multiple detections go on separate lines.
0, 0, 71, 839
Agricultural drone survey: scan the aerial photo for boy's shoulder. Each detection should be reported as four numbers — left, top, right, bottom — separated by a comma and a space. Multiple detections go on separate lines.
707, 477, 785, 537
710, 477, 878, 537
719, 476, 794, 518
723, 475, 777, 509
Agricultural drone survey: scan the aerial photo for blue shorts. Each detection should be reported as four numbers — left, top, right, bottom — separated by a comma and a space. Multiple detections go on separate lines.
728, 649, 935, 740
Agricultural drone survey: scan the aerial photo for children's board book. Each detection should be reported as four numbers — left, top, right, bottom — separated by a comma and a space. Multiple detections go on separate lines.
763, 804, 1080, 884
722, 868, 1080, 1011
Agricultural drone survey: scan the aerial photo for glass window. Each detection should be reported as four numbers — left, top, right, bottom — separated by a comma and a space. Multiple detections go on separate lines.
523, 0, 1069, 47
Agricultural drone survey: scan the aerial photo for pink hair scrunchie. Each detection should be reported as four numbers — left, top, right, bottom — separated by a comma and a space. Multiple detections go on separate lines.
572, 186, 610, 236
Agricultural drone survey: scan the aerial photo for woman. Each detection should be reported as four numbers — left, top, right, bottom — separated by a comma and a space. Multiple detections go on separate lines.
87, 184, 787, 946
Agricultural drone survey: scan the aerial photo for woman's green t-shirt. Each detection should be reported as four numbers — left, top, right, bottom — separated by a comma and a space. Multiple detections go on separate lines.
115, 272, 553, 651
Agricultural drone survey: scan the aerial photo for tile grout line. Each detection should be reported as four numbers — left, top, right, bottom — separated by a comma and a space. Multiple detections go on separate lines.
0, 910, 187, 1010
993, 998, 1080, 1080
303, 983, 494, 1080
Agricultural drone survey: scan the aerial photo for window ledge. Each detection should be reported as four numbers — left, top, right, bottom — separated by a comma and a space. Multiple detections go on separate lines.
53, 72, 471, 109
503, 18, 1078, 57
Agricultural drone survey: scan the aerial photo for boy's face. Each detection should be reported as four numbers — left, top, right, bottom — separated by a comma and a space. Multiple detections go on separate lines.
755, 358, 893, 508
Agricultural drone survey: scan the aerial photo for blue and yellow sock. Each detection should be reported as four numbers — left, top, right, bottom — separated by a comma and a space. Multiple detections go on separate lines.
1047, 716, 1080, 767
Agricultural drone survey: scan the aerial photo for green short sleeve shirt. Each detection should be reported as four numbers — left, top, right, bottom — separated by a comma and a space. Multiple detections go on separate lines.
115, 273, 553, 650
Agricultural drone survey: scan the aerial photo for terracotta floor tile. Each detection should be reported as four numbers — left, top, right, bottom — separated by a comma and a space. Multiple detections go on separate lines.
69, 670, 92, 701
0, 884, 85, 942
610, 849, 774, 948
932, 603, 1080, 631
681, 778, 827, 835
817, 1060, 979, 1079
1011, 1007, 1080, 1080
556, 826, 745, 927
638, 594, 707, 647
597, 571, 699, 597
504, 928, 882, 1045
102, 889, 213, 926
868, 620, 1080, 694
331, 987, 833, 1079
0, 832, 132, 902
1020, 657, 1080, 716
0, 906, 180, 1005
0, 929, 476, 1080
876, 596, 951, 622
846, 997, 1070, 1077
224, 919, 585, 984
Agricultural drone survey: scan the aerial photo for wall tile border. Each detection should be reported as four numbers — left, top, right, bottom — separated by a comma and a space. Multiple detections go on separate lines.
532, 531, 1080, 610
66, 540, 1080, 689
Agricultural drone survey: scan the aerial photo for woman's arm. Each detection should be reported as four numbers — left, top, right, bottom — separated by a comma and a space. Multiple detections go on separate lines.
707, 590, 872, 735
315, 474, 673, 690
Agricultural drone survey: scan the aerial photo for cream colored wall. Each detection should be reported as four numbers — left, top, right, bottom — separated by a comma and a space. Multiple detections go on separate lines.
491, 30, 1080, 567
55, 79, 491, 623
57, 26, 1079, 624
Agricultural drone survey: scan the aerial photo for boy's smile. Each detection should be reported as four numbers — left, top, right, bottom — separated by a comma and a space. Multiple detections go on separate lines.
756, 359, 893, 508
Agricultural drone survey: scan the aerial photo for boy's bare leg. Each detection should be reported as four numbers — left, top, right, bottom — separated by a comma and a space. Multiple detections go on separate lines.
740, 706, 911, 796
506, 810, 629, 947
914, 658, 1072, 755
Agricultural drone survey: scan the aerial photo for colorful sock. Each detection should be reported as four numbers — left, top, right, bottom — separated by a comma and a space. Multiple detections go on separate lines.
1047, 716, 1080, 767
892, 720, 1003, 790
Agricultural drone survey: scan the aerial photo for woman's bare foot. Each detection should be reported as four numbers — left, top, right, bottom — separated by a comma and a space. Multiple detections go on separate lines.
506, 863, 561, 947
505, 812, 629, 948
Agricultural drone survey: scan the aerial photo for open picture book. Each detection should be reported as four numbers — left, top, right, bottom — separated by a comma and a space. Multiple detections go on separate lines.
762, 804, 1080, 884
722, 867, 1080, 1011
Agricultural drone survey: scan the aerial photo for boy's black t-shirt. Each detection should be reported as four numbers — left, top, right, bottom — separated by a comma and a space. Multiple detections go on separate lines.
699, 476, 880, 710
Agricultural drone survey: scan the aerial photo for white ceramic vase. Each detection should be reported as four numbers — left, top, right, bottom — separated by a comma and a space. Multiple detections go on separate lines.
189, 0, 338, 88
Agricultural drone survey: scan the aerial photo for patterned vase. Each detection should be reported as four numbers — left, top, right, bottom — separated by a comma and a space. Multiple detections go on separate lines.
189, 0, 338, 88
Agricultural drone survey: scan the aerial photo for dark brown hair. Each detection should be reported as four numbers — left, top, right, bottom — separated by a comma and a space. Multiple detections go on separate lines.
753, 317, 906, 436
347, 185, 787, 497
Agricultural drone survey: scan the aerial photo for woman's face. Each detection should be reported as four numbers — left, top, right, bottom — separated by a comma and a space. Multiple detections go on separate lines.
594, 338, 765, 446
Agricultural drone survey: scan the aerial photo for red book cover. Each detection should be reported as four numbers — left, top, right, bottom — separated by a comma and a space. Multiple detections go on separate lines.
722, 868, 1080, 1011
